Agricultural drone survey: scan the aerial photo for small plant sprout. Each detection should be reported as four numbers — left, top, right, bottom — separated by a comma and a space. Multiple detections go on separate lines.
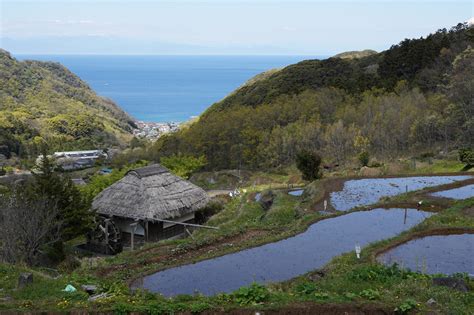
355, 243, 361, 259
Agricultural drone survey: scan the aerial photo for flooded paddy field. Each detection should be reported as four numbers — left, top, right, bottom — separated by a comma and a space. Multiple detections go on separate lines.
133, 208, 432, 296
430, 184, 474, 200
288, 189, 304, 196
330, 175, 472, 211
377, 233, 474, 276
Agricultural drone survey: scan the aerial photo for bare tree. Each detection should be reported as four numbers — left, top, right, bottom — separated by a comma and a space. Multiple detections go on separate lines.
0, 188, 62, 265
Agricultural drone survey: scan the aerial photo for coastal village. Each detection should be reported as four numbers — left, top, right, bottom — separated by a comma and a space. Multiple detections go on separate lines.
132, 121, 180, 140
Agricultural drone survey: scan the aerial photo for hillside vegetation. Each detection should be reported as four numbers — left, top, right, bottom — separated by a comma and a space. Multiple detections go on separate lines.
150, 23, 473, 170
333, 49, 378, 59
0, 49, 135, 160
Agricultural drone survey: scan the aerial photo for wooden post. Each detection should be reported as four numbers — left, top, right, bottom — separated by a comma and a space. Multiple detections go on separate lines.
145, 220, 149, 242
104, 220, 109, 255
130, 222, 138, 251
185, 227, 195, 240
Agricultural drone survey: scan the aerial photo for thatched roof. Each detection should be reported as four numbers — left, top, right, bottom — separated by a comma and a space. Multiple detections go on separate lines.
92, 164, 209, 221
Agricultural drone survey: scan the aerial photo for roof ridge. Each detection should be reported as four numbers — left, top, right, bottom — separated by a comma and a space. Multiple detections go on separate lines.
127, 164, 169, 178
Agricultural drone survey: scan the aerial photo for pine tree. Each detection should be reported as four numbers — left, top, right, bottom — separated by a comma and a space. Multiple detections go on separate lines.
30, 149, 94, 241
296, 150, 322, 181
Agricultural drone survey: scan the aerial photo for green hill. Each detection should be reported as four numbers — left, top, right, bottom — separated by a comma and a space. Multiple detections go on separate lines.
333, 49, 378, 59
152, 23, 473, 170
0, 50, 135, 159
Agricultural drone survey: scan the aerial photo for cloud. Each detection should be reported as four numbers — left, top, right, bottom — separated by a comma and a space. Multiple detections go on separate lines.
47, 19, 94, 25
281, 26, 297, 31
467, 17, 474, 26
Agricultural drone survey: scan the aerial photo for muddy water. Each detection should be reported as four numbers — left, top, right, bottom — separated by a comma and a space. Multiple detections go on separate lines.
288, 189, 304, 196
378, 234, 474, 275
133, 208, 431, 296
431, 184, 474, 200
330, 176, 472, 211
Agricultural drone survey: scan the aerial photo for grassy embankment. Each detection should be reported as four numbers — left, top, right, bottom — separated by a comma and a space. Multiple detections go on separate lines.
1, 162, 473, 313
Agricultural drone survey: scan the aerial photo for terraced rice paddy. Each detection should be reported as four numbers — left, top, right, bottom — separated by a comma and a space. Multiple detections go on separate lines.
330, 176, 472, 211
133, 208, 432, 296
378, 234, 474, 276
430, 184, 474, 200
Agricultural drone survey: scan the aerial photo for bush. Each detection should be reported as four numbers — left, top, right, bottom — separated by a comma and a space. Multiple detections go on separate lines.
233, 282, 270, 305
195, 201, 224, 224
359, 288, 380, 300
160, 154, 207, 179
349, 264, 423, 282
395, 298, 418, 314
294, 281, 318, 295
459, 148, 474, 166
296, 150, 322, 181
358, 151, 370, 167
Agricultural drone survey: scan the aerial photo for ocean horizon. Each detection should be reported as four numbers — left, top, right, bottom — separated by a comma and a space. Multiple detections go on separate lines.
15, 54, 327, 123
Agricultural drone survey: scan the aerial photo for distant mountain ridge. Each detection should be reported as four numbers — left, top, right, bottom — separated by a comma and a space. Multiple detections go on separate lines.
0, 49, 134, 159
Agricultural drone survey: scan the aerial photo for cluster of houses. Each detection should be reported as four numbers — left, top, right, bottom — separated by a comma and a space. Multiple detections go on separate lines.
132, 121, 180, 140
52, 150, 107, 170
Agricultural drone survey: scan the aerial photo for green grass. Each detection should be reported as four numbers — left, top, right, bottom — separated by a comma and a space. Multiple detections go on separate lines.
413, 159, 467, 174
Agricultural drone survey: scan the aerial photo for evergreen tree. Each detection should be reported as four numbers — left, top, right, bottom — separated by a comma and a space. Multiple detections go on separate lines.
296, 150, 322, 181
30, 149, 93, 240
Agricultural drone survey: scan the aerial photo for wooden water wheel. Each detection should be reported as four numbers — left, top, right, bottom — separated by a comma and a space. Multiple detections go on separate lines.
88, 216, 122, 254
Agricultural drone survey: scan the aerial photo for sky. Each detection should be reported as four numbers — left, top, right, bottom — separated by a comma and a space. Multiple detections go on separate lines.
1, 0, 472, 55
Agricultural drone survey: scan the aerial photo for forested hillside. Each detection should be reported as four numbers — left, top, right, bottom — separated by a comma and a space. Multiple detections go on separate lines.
0, 50, 135, 159
152, 23, 473, 170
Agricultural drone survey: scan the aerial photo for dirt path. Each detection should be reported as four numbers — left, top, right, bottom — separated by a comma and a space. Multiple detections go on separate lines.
207, 189, 233, 198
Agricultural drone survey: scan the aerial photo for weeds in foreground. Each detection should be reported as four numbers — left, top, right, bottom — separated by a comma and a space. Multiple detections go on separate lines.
233, 282, 270, 306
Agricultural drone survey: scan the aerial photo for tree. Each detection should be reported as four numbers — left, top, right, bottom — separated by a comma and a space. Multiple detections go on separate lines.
30, 150, 93, 241
160, 154, 207, 179
296, 150, 322, 181
459, 148, 474, 169
358, 151, 370, 167
0, 187, 61, 265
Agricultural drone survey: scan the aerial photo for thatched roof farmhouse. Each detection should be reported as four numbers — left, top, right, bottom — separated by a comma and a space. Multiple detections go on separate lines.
90, 164, 209, 252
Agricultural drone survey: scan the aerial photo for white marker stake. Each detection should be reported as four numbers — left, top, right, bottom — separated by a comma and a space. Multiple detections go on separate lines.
355, 244, 361, 259
324, 200, 328, 211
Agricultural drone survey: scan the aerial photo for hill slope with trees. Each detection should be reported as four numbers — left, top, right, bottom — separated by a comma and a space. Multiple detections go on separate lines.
0, 49, 135, 160
151, 23, 473, 170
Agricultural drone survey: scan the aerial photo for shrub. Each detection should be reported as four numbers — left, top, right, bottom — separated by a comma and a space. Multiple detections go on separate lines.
195, 201, 224, 224
395, 298, 418, 314
160, 154, 207, 179
296, 150, 322, 181
459, 148, 474, 166
358, 151, 370, 167
359, 288, 380, 300
189, 301, 211, 313
349, 264, 422, 282
233, 282, 270, 305
313, 292, 330, 300
294, 281, 318, 295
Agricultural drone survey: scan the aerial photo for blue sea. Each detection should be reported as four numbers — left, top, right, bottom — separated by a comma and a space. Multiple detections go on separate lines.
16, 55, 325, 122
